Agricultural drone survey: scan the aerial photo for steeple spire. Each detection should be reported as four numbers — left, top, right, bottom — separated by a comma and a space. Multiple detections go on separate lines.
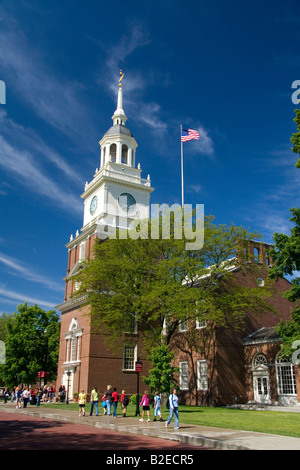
112, 70, 127, 126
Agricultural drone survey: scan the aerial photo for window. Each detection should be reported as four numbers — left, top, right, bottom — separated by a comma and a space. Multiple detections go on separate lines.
64, 318, 83, 364
179, 361, 189, 390
79, 241, 85, 262
197, 360, 208, 390
123, 344, 137, 370
178, 318, 188, 332
253, 354, 267, 366
70, 336, 77, 362
124, 314, 137, 334
254, 247, 260, 263
196, 315, 206, 329
195, 300, 206, 329
276, 356, 297, 395
110, 143, 116, 162
121, 144, 128, 164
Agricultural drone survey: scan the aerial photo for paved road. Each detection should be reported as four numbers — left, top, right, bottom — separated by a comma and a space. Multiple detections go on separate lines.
0, 412, 211, 451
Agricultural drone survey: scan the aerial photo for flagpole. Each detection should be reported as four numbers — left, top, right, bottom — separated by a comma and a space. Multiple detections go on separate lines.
180, 124, 184, 206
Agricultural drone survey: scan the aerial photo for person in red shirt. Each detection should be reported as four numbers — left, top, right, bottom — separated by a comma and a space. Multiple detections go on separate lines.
121, 389, 129, 417
112, 387, 119, 418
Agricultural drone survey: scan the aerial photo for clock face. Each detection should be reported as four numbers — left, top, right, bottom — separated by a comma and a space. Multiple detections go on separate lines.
118, 193, 136, 213
89, 195, 98, 215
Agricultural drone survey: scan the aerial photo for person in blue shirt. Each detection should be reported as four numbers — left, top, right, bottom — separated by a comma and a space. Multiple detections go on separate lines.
153, 390, 163, 422
165, 388, 179, 430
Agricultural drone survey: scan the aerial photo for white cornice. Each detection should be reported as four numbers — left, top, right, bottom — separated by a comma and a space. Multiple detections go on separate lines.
55, 294, 88, 314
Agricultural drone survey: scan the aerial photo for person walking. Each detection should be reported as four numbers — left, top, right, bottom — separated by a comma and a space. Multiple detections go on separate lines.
22, 387, 31, 408
89, 387, 99, 416
78, 389, 86, 417
101, 394, 107, 415
139, 390, 151, 422
121, 389, 129, 417
165, 388, 179, 430
36, 386, 43, 407
112, 387, 119, 418
15, 386, 22, 409
3, 388, 9, 404
153, 390, 163, 422
104, 385, 113, 416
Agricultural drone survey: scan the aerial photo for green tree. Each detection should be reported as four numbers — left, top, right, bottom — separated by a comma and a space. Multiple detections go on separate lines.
74, 215, 274, 349
291, 108, 300, 168
143, 344, 179, 394
0, 303, 60, 387
269, 209, 300, 358
268, 106, 300, 358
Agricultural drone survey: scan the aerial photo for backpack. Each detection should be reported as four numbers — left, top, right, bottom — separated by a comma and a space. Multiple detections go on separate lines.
123, 395, 129, 406
166, 397, 170, 410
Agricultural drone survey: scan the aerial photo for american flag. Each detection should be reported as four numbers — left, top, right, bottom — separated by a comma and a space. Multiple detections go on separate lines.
181, 128, 200, 142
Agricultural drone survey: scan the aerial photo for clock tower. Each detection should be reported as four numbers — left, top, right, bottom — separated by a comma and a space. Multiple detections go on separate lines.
55, 73, 154, 399
81, 71, 153, 235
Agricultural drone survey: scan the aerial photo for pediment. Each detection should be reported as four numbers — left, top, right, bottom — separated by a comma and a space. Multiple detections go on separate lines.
65, 261, 83, 280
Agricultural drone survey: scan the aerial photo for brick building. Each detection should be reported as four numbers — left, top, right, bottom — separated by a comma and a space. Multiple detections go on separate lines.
56, 77, 299, 406
56, 76, 153, 401
171, 242, 300, 406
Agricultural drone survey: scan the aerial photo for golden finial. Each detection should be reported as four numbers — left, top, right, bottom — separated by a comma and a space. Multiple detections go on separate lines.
119, 69, 125, 87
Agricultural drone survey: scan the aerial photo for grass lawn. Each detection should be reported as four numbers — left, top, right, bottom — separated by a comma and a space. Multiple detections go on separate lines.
42, 402, 300, 439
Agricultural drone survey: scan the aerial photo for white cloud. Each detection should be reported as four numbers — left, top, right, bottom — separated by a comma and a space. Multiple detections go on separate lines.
0, 23, 92, 142
0, 287, 57, 310
0, 135, 82, 215
98, 24, 168, 135
0, 252, 64, 292
187, 184, 202, 194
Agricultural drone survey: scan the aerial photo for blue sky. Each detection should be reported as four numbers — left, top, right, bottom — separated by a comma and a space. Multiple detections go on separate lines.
0, 0, 299, 314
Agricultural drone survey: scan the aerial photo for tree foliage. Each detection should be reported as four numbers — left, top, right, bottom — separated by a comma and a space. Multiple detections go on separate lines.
0, 303, 60, 387
291, 108, 300, 168
269, 209, 300, 358
142, 344, 179, 394
268, 106, 300, 358
74, 215, 275, 350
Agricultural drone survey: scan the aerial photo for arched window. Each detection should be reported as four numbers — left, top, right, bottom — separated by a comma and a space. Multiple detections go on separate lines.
276, 355, 297, 395
64, 318, 83, 364
110, 143, 116, 162
253, 353, 267, 367
121, 144, 128, 164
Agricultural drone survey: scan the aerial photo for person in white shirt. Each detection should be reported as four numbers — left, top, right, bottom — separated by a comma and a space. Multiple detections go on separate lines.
165, 388, 179, 430
22, 387, 31, 408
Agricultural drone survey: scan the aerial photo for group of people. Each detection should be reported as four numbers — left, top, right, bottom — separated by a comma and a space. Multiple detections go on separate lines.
138, 388, 179, 429
77, 385, 130, 418
4, 382, 179, 429
77, 386, 179, 429
5, 384, 59, 407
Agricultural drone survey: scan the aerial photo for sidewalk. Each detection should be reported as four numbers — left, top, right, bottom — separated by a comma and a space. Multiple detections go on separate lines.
1, 402, 300, 450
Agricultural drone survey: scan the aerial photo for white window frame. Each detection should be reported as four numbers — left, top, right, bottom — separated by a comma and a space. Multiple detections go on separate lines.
123, 344, 137, 371
124, 314, 138, 334
276, 356, 297, 396
178, 318, 188, 332
197, 359, 208, 390
79, 241, 86, 262
179, 361, 189, 390
196, 315, 206, 329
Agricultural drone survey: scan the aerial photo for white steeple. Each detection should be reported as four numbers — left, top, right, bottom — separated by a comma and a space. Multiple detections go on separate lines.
79, 71, 154, 231
112, 70, 127, 126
